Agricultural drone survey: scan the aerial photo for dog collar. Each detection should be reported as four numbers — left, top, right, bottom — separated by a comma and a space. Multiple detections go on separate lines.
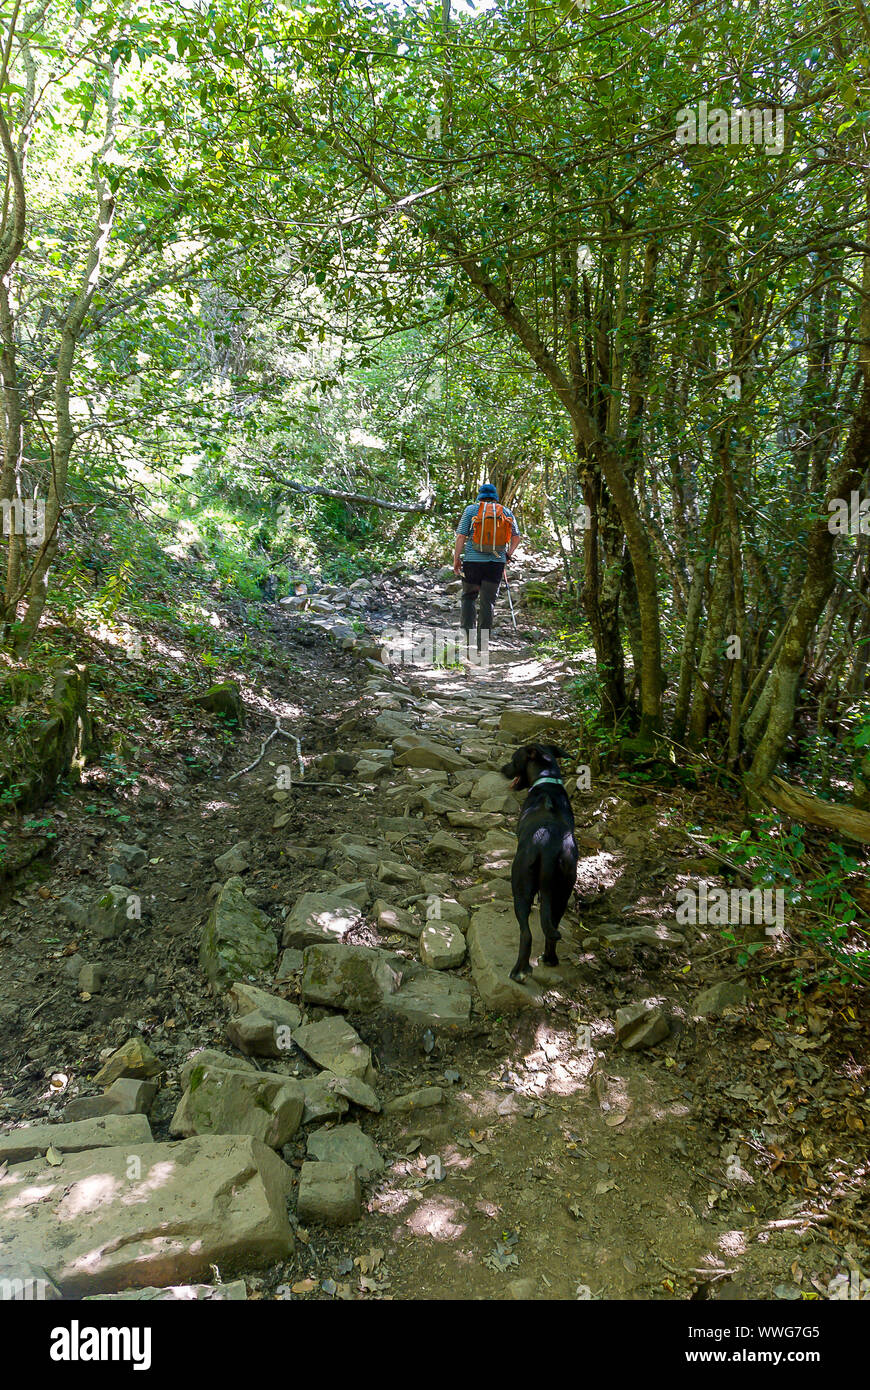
532, 774, 563, 786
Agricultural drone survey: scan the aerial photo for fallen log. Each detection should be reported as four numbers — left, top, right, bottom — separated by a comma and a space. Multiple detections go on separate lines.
760, 775, 870, 845
282, 481, 436, 513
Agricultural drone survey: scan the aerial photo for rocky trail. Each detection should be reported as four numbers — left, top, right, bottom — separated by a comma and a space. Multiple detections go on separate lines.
1, 564, 868, 1303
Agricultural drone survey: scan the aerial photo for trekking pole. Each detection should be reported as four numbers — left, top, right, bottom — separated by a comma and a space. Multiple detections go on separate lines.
504, 570, 518, 629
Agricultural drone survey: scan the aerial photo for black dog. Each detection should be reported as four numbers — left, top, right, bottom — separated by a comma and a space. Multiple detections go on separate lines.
500, 744, 579, 982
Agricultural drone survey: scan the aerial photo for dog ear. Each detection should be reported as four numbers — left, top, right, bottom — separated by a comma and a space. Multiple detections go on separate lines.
525, 744, 543, 761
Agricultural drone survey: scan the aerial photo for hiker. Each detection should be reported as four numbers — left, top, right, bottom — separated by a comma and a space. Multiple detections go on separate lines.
452, 484, 521, 641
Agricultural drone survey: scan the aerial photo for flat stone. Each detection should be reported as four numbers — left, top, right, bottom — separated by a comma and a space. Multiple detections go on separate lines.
306, 1122, 384, 1179
180, 1049, 257, 1087
467, 906, 544, 1011
301, 1075, 349, 1124
282, 892, 363, 949
326, 1075, 381, 1112
393, 738, 469, 773
377, 860, 419, 886
0, 1136, 293, 1296
113, 842, 148, 871
598, 924, 686, 948
420, 922, 466, 970
423, 830, 468, 863
420, 896, 470, 930
296, 1161, 361, 1226
334, 836, 381, 866
225, 1010, 295, 1059
0, 1113, 153, 1165
225, 983, 302, 1056
457, 880, 512, 907
693, 981, 747, 1017
469, 771, 515, 803
384, 1087, 444, 1114
329, 880, 371, 909
228, 981, 303, 1029
103, 1077, 157, 1115
281, 844, 329, 866
200, 876, 277, 987
615, 1001, 671, 1050
214, 840, 251, 875
78, 962, 106, 994
373, 899, 419, 937
63, 1078, 157, 1122
292, 1017, 373, 1082
275, 947, 304, 980
498, 709, 573, 740
170, 1067, 304, 1148
446, 810, 506, 830
481, 828, 517, 853
384, 970, 472, 1031
93, 1036, 164, 1087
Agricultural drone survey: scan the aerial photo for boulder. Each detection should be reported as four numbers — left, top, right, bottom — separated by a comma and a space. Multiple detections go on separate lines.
192, 681, 244, 725
0, 1136, 293, 1295
301, 943, 405, 1012
614, 1001, 671, 1050
281, 892, 363, 949
301, 1075, 349, 1124
296, 1161, 361, 1226
170, 1067, 304, 1148
467, 906, 544, 1011
420, 922, 466, 970
225, 982, 302, 1056
693, 981, 747, 1017
292, 1017, 373, 1081
214, 840, 251, 875
306, 1122, 384, 1180
498, 708, 572, 740
180, 1049, 256, 1087
372, 899, 419, 937
200, 877, 277, 987
93, 1036, 163, 1087
384, 1087, 444, 1114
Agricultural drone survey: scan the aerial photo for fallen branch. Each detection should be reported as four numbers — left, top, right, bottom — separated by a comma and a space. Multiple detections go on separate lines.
280, 480, 436, 514
228, 723, 302, 782
760, 775, 870, 845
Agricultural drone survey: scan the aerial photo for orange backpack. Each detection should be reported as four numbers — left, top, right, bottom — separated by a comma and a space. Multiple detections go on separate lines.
471, 501, 512, 552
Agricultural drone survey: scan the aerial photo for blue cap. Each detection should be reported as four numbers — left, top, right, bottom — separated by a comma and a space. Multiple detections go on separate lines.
477, 483, 499, 501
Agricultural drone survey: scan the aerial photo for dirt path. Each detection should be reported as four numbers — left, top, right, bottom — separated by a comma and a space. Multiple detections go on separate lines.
1, 564, 867, 1302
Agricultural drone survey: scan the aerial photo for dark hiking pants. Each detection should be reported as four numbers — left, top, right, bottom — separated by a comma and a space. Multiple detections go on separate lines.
460, 560, 505, 641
